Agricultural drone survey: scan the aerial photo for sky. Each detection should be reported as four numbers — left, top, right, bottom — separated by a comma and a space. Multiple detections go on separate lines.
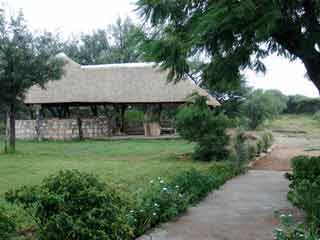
1, 0, 319, 98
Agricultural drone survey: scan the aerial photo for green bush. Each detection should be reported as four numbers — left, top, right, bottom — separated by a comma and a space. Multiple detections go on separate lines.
242, 89, 287, 130
289, 156, 320, 189
0, 206, 16, 240
130, 164, 235, 236
129, 177, 188, 236
6, 170, 133, 240
274, 213, 319, 240
261, 131, 274, 152
176, 96, 230, 161
287, 156, 320, 228
248, 143, 258, 159
170, 169, 217, 204
286, 95, 320, 114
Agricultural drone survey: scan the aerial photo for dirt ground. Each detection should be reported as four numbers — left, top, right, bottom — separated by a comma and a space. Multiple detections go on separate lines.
252, 132, 320, 171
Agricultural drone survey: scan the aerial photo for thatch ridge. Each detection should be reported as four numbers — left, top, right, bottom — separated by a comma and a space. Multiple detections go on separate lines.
24, 54, 219, 106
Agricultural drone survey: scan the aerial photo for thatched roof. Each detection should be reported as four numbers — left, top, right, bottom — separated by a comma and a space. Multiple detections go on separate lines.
24, 54, 219, 106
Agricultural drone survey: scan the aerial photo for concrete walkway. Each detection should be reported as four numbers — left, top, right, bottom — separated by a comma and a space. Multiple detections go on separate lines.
138, 170, 293, 240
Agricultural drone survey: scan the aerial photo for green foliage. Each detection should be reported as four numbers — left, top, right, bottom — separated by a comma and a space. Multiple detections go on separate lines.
261, 131, 274, 152
242, 89, 287, 129
232, 131, 251, 171
0, 206, 16, 240
137, 0, 320, 93
176, 96, 230, 161
286, 96, 320, 114
0, 9, 65, 152
5, 164, 236, 239
6, 170, 133, 240
287, 156, 320, 228
129, 177, 188, 236
274, 213, 319, 240
130, 164, 235, 236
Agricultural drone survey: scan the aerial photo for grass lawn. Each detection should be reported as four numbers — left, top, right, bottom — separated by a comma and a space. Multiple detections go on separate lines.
262, 114, 320, 138
0, 138, 212, 196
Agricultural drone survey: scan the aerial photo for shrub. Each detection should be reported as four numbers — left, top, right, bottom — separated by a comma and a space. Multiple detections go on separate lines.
256, 139, 263, 155
130, 164, 235, 237
176, 96, 230, 161
286, 95, 320, 114
274, 213, 319, 240
261, 131, 274, 152
287, 156, 320, 228
0, 206, 16, 240
289, 156, 320, 189
230, 131, 250, 172
170, 169, 217, 204
242, 89, 287, 130
6, 170, 133, 240
248, 143, 258, 159
129, 177, 188, 236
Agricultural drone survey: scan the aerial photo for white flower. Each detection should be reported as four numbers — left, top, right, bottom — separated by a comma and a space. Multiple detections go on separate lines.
130, 210, 134, 213
162, 187, 168, 191
154, 203, 159, 207
160, 180, 164, 184
153, 212, 157, 216
175, 185, 179, 188
150, 180, 154, 184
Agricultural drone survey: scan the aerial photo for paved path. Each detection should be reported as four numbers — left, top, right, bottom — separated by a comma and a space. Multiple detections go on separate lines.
138, 170, 293, 240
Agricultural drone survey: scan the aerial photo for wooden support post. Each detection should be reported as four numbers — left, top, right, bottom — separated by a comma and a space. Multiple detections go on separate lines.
65, 106, 71, 119
35, 105, 42, 142
90, 106, 98, 117
103, 104, 113, 137
120, 104, 127, 134
76, 107, 83, 141
143, 104, 161, 137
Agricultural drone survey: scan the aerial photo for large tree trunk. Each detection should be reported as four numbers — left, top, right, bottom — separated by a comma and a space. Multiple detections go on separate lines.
302, 56, 320, 93
6, 104, 16, 153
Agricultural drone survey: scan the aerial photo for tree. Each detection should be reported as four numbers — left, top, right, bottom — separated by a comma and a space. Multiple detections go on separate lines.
62, 17, 145, 65
176, 96, 230, 161
63, 30, 111, 65
108, 17, 146, 63
137, 0, 320, 93
242, 89, 285, 129
0, 10, 65, 152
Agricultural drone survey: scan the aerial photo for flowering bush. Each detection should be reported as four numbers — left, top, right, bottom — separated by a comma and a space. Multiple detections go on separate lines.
5, 170, 133, 240
130, 164, 235, 237
274, 214, 319, 240
129, 177, 188, 236
6, 164, 236, 239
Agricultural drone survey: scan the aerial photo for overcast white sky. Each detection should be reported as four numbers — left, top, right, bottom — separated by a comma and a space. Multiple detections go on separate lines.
2, 0, 319, 97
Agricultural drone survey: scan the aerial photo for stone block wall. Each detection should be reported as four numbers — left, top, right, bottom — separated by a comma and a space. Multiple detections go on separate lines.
16, 118, 111, 140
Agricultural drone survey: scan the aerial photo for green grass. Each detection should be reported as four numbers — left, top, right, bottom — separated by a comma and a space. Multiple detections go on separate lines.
0, 138, 211, 196
262, 114, 320, 138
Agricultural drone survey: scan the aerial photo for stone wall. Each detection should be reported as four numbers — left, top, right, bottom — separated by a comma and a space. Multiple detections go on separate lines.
16, 118, 111, 140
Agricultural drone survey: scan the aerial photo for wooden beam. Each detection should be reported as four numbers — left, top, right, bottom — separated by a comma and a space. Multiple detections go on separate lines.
76, 106, 83, 141
35, 105, 42, 141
